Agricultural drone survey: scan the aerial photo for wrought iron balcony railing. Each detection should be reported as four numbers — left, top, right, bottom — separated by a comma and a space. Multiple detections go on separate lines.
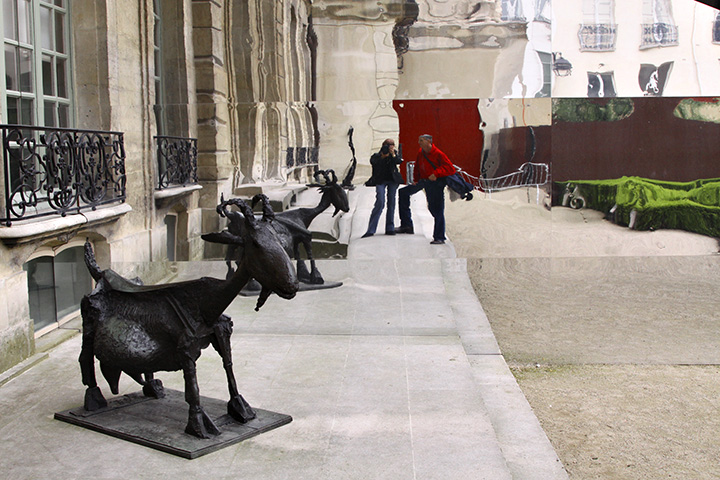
155, 136, 198, 190
1, 124, 126, 226
578, 23, 618, 51
640, 23, 679, 49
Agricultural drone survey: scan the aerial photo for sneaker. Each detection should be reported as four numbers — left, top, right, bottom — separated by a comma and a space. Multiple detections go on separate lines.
394, 226, 414, 234
430, 239, 445, 245
361, 232, 374, 238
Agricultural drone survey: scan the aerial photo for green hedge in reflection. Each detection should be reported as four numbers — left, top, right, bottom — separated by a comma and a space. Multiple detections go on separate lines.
552, 98, 635, 123
556, 177, 720, 238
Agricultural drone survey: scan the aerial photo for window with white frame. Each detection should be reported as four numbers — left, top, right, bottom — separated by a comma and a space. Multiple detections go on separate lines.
24, 241, 93, 336
579, 0, 617, 51
502, 0, 525, 22
640, 0, 678, 49
713, 11, 720, 44
2, 0, 72, 126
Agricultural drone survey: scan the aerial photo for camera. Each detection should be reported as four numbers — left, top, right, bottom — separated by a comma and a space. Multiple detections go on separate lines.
380, 144, 390, 155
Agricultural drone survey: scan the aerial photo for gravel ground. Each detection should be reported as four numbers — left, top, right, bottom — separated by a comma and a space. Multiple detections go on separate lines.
445, 189, 720, 480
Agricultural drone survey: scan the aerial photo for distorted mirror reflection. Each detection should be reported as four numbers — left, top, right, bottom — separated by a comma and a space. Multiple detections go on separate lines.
158, 0, 720, 260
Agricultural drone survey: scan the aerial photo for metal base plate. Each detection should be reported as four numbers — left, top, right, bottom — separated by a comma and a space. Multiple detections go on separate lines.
54, 388, 292, 459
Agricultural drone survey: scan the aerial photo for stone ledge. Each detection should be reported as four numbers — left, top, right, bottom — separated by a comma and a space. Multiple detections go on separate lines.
0, 203, 132, 244
153, 184, 203, 205
0, 352, 48, 388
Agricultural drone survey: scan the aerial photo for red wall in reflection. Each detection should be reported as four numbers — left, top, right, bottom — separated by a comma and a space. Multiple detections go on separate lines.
393, 99, 484, 180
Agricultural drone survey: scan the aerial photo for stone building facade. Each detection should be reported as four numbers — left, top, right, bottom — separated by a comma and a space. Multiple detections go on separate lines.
0, 0, 318, 374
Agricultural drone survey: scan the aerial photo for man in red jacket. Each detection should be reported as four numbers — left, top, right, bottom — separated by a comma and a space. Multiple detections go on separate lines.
395, 134, 455, 244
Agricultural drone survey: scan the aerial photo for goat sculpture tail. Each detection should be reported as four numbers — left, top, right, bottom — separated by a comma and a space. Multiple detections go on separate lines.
84, 240, 103, 282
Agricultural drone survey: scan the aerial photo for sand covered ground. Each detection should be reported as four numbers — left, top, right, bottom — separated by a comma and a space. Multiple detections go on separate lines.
445, 188, 720, 480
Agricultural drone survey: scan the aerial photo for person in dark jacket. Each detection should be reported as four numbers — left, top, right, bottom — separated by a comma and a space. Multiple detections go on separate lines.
395, 134, 455, 244
361, 139, 403, 238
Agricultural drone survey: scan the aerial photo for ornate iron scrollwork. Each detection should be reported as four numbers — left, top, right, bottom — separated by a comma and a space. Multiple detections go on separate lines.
155, 136, 198, 190
1, 125, 126, 226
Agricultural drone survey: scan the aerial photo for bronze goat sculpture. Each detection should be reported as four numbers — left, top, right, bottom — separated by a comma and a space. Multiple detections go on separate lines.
78, 196, 298, 438
224, 169, 350, 285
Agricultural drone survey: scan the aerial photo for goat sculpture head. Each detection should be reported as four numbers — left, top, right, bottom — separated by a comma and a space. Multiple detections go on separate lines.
309, 169, 350, 217
205, 195, 299, 310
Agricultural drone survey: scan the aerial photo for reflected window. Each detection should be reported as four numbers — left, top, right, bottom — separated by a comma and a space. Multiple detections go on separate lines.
24, 244, 93, 336
587, 71, 617, 97
502, 0, 525, 22
639, 62, 673, 96
535, 0, 551, 23
579, 0, 616, 51
537, 51, 552, 97
2, 0, 72, 126
640, 0, 678, 49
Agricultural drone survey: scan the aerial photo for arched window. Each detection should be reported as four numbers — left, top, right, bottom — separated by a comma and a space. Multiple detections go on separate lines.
23, 240, 92, 336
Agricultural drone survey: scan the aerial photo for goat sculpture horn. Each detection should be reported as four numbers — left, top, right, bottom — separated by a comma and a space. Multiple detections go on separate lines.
326, 169, 337, 185
251, 194, 275, 222
217, 198, 256, 227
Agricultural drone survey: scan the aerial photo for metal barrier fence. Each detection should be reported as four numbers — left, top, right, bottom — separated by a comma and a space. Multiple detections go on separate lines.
457, 162, 550, 204
1, 124, 126, 226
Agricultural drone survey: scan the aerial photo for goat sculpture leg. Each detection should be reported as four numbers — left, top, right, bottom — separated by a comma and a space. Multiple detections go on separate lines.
182, 353, 221, 438
211, 315, 256, 422
79, 297, 108, 411
301, 237, 324, 284
142, 372, 165, 399
293, 242, 312, 283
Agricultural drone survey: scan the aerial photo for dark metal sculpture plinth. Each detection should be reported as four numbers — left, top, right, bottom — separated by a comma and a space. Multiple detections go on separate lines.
55, 388, 292, 459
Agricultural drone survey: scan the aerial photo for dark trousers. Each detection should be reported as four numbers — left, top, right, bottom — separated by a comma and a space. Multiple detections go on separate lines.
365, 182, 398, 235
398, 179, 446, 241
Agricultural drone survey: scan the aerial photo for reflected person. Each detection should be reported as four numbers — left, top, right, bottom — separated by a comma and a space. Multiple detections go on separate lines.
362, 139, 403, 238
395, 134, 455, 244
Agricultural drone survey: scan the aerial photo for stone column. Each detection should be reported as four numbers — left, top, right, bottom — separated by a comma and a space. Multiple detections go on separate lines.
192, 0, 233, 256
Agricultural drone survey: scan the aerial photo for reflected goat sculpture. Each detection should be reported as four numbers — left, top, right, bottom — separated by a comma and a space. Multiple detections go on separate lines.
224, 169, 349, 284
78, 196, 298, 438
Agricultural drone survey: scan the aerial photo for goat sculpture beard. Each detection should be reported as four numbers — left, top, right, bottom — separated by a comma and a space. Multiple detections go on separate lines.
78, 195, 298, 438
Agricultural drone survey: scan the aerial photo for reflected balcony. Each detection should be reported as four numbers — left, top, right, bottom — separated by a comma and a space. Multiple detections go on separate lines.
578, 23, 617, 51
640, 23, 679, 49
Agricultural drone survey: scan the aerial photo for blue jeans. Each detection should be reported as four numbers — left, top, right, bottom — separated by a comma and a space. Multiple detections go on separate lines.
398, 179, 446, 241
365, 182, 398, 235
